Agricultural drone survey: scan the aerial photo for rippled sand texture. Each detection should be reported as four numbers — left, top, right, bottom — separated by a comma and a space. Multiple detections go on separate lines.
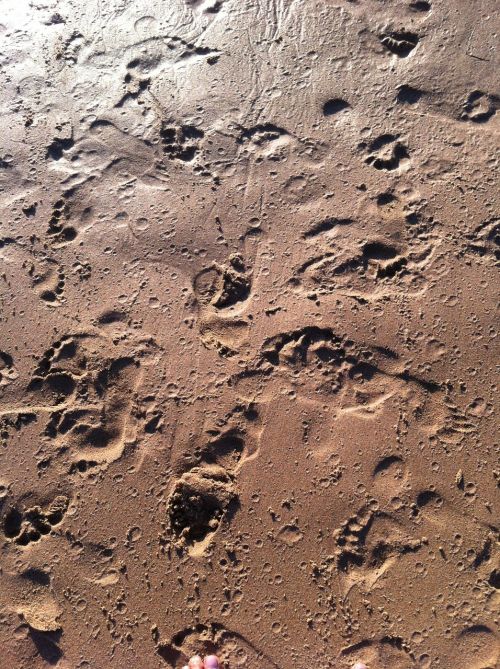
0, 0, 499, 667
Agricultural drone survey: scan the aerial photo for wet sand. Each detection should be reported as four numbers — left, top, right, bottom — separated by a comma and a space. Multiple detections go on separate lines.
0, 0, 499, 667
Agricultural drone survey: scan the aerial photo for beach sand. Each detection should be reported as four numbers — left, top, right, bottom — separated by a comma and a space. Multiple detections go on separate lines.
0, 0, 498, 667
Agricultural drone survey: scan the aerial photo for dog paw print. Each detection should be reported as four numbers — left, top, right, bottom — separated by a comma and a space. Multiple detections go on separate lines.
460, 90, 499, 124
3, 495, 69, 546
160, 123, 204, 162
28, 256, 66, 305
0, 351, 18, 386
363, 134, 410, 171
334, 507, 423, 573
47, 198, 77, 246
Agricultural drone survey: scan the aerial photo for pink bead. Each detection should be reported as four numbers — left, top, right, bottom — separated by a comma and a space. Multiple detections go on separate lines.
188, 656, 204, 669
204, 655, 220, 669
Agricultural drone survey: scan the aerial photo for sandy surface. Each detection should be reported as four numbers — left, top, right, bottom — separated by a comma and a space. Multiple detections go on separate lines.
0, 0, 499, 667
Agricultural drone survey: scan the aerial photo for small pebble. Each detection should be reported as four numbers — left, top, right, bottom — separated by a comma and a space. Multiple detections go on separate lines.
352, 663, 368, 669
188, 656, 204, 669
204, 655, 220, 669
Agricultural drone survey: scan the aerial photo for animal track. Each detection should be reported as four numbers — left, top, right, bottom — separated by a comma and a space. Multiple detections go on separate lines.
379, 31, 419, 57
0, 414, 36, 450
460, 90, 499, 123
261, 326, 349, 370
161, 123, 204, 162
28, 256, 66, 304
47, 198, 77, 247
161, 33, 221, 64
259, 328, 374, 377
333, 507, 423, 572
32, 336, 80, 378
364, 134, 410, 171
53, 358, 139, 459
46, 135, 74, 161
0, 351, 18, 386
3, 495, 69, 546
